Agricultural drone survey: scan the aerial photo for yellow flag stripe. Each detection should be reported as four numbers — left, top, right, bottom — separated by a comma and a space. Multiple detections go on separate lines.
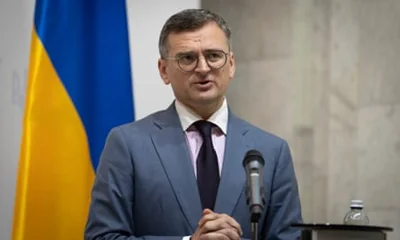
12, 28, 95, 240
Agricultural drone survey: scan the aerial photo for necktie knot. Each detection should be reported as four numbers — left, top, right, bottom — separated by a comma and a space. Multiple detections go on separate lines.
193, 120, 214, 138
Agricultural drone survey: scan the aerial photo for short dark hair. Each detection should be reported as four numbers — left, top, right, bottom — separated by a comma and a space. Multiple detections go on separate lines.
158, 9, 232, 57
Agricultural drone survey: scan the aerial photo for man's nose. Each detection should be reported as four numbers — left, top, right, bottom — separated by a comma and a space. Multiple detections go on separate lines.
194, 55, 211, 73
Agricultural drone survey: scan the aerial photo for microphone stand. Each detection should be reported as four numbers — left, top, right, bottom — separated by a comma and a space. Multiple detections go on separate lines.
251, 221, 258, 240
250, 205, 262, 240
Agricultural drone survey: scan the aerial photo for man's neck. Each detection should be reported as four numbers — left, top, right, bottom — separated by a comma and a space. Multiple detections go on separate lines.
180, 98, 225, 120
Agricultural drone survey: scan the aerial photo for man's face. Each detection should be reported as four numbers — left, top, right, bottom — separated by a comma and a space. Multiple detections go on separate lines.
158, 22, 235, 110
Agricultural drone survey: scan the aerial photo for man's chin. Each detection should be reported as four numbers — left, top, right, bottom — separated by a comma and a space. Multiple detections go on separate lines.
193, 94, 219, 104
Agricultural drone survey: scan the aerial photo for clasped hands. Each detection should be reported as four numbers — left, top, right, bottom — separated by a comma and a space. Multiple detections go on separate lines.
191, 209, 243, 240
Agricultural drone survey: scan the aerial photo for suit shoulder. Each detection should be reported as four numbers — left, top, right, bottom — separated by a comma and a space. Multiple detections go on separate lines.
240, 118, 286, 144
234, 115, 289, 155
235, 116, 293, 167
109, 109, 166, 136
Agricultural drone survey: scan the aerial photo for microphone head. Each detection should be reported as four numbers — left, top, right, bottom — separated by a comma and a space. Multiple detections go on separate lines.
243, 149, 264, 167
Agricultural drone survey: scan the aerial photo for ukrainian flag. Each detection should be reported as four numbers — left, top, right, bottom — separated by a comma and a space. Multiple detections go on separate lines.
12, 1, 134, 239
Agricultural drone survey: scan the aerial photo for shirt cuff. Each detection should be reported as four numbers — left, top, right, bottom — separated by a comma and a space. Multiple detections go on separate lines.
182, 236, 191, 240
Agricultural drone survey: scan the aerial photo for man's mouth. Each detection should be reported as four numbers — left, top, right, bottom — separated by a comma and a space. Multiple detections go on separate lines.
193, 80, 214, 90
198, 80, 211, 85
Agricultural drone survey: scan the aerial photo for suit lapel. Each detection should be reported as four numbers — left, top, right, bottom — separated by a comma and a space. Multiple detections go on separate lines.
150, 104, 202, 232
214, 112, 250, 215
150, 104, 251, 229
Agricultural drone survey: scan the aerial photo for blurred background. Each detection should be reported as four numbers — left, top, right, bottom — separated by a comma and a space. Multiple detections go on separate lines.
203, 0, 400, 239
1, 0, 399, 239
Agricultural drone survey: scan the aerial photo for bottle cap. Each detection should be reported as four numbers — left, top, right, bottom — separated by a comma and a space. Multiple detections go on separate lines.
350, 200, 364, 208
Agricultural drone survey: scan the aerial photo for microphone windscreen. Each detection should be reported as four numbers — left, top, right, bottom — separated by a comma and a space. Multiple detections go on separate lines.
243, 150, 264, 167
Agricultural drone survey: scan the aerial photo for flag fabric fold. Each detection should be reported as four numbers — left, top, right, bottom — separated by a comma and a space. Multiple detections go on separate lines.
12, 1, 134, 239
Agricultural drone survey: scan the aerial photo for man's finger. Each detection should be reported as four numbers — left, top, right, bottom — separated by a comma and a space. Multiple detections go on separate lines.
197, 211, 219, 230
201, 216, 235, 233
216, 227, 241, 240
202, 208, 213, 215
201, 232, 230, 240
214, 213, 243, 236
197, 211, 243, 237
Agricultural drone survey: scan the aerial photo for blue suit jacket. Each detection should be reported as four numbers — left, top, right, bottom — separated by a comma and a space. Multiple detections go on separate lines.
84, 103, 302, 239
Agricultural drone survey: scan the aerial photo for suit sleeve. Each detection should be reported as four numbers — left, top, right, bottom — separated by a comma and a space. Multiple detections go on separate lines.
84, 127, 183, 240
261, 140, 303, 240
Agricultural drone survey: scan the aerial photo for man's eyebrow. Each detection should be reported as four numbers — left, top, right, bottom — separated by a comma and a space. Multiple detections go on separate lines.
203, 48, 225, 52
175, 50, 197, 56
175, 48, 226, 56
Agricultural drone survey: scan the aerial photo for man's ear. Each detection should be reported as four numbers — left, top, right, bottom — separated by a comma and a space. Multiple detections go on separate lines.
158, 58, 170, 84
228, 52, 236, 80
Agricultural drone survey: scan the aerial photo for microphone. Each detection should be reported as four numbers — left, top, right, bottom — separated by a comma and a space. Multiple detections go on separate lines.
243, 149, 266, 223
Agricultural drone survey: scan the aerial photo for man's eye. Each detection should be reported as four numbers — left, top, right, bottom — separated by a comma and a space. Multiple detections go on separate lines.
207, 52, 223, 62
180, 55, 197, 64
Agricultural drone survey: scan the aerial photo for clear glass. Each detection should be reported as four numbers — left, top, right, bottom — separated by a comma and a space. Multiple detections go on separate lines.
343, 207, 370, 225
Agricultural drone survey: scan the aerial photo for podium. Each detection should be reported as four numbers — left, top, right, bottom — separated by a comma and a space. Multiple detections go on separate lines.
292, 223, 394, 240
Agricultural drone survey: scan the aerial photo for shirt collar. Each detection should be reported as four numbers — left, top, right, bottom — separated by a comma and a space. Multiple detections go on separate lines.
174, 98, 228, 134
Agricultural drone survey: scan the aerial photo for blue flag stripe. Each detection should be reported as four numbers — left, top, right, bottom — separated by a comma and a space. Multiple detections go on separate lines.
33, 0, 135, 169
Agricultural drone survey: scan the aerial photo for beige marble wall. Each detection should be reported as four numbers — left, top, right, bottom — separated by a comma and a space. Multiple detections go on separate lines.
202, 0, 400, 239
356, 1, 400, 239
326, 0, 359, 223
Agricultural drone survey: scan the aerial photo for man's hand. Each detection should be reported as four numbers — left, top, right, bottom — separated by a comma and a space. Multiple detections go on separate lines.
191, 209, 243, 240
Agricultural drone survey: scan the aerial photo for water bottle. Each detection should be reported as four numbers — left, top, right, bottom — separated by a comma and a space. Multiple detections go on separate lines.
343, 200, 370, 225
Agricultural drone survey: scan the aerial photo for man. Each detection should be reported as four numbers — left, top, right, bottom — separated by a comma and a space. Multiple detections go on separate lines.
85, 8, 302, 240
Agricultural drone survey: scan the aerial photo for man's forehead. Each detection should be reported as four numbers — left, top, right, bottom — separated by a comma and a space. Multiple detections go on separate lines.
166, 23, 229, 52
